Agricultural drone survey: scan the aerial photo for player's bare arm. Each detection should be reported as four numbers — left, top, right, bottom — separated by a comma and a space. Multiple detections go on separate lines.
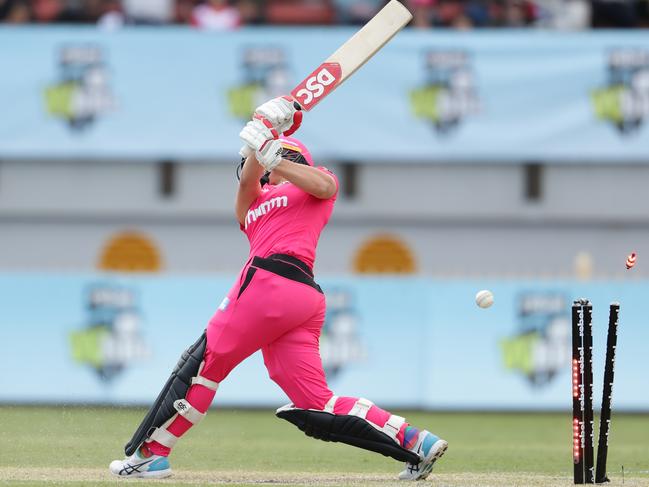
236, 117, 281, 225
235, 153, 265, 226
271, 161, 336, 200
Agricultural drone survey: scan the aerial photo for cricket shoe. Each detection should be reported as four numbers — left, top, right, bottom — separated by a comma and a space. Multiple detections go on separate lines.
398, 430, 448, 481
109, 444, 172, 479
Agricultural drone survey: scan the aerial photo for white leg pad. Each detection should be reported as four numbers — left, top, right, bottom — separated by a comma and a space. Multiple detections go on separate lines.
173, 399, 206, 425
349, 397, 373, 419
323, 395, 338, 414
381, 414, 406, 442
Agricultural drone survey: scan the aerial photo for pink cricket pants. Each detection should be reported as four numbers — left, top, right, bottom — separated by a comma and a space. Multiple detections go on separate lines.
148, 255, 406, 455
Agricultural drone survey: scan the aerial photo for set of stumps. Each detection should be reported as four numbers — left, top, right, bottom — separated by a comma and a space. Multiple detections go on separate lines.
571, 299, 620, 484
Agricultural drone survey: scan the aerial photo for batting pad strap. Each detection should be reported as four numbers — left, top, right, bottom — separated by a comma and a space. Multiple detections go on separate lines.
323, 395, 338, 414
149, 426, 179, 449
191, 361, 219, 391
349, 397, 373, 419
173, 399, 206, 425
191, 375, 219, 391
382, 415, 406, 441
276, 403, 294, 415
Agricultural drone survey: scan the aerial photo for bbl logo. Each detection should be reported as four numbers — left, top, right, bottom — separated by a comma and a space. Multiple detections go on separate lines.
592, 49, 649, 134
44, 45, 116, 131
320, 288, 365, 380
409, 50, 480, 134
500, 293, 571, 388
227, 47, 291, 120
69, 284, 150, 383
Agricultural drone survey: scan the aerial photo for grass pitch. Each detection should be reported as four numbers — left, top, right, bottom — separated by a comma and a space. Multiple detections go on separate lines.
0, 406, 647, 486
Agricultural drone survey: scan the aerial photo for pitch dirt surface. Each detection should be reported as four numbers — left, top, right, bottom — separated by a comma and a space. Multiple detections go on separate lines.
1, 468, 647, 487
1, 407, 647, 486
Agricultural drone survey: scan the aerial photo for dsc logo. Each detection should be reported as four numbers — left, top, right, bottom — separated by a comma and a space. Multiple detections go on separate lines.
174, 399, 189, 412
295, 68, 335, 104
291, 62, 341, 109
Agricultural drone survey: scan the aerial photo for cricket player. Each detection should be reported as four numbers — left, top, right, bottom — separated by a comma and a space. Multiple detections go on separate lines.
109, 96, 447, 481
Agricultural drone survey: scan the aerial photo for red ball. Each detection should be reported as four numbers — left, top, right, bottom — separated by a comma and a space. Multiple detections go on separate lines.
626, 252, 637, 270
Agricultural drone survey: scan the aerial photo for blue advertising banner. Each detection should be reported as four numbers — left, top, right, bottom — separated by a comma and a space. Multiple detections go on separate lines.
0, 28, 648, 162
0, 273, 647, 410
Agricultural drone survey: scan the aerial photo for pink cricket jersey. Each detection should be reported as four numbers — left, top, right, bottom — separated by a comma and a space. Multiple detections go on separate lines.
241, 167, 338, 270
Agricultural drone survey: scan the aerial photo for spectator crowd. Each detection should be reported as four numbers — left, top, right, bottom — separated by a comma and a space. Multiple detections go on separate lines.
0, 0, 647, 29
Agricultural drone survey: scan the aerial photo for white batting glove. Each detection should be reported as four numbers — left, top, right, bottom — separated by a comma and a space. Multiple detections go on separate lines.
254, 96, 303, 136
239, 118, 277, 150
239, 144, 253, 158
256, 138, 283, 171
238, 118, 283, 171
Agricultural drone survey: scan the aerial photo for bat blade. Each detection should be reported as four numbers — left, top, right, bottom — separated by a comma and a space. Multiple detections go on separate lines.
290, 0, 412, 111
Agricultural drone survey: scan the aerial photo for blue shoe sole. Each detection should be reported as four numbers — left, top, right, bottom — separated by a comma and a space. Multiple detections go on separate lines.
416, 439, 448, 480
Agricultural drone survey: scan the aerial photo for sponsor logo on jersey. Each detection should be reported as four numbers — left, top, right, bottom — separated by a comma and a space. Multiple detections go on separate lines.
245, 195, 288, 228
218, 296, 230, 311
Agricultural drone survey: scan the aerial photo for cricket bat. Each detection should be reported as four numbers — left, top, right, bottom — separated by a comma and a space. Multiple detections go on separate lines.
240, 1, 411, 156
290, 0, 412, 111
